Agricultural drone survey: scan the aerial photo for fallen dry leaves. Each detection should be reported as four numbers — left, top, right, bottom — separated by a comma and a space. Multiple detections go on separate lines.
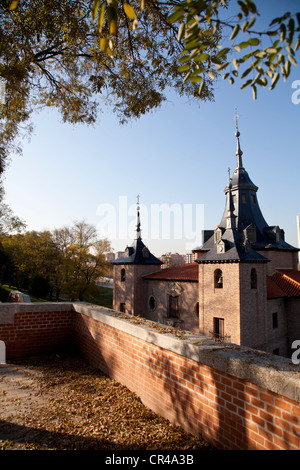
0, 353, 213, 450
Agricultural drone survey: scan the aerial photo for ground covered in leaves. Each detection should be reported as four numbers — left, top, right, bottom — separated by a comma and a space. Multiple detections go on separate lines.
0, 353, 213, 451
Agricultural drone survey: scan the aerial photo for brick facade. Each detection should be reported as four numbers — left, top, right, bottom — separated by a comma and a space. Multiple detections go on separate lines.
113, 264, 160, 316
0, 303, 73, 358
199, 263, 241, 344
1, 302, 300, 450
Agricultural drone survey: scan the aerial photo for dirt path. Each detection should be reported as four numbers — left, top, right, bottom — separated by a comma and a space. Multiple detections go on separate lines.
0, 353, 213, 451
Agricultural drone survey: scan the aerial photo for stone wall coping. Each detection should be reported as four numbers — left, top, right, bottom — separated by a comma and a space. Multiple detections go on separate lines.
72, 303, 300, 403
0, 302, 73, 324
1, 302, 300, 403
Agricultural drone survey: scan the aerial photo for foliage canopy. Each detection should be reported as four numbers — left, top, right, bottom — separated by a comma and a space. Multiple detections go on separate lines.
0, 0, 299, 173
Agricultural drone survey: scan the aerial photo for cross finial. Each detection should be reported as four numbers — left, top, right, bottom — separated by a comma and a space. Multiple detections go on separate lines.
137, 194, 140, 205
228, 167, 231, 183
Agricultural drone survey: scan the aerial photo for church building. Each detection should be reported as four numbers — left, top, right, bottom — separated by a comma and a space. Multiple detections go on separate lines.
112, 126, 300, 358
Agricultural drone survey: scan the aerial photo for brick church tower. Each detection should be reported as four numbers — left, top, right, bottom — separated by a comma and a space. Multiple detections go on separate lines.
196, 124, 298, 350
111, 198, 163, 315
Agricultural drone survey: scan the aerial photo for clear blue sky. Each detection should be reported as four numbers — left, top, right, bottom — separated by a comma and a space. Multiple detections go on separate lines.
2, 0, 300, 257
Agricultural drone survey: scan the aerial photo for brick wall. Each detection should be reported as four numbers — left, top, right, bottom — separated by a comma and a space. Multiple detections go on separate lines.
0, 303, 74, 358
1, 302, 300, 450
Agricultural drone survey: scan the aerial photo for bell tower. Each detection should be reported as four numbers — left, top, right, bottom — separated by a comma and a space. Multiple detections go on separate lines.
112, 196, 163, 316
197, 124, 270, 349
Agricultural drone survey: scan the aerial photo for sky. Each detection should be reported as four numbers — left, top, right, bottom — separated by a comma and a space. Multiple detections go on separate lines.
2, 0, 300, 257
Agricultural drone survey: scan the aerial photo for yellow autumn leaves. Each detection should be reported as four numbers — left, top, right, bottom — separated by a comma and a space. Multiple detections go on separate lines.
92, 0, 140, 56
9, 0, 18, 9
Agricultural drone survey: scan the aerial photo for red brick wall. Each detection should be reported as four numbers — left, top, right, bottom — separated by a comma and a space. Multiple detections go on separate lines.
0, 308, 73, 358
1, 303, 300, 450
72, 309, 300, 451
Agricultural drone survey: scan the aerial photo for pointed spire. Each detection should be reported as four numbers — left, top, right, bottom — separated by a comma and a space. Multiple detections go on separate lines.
234, 107, 243, 168
135, 194, 142, 239
226, 185, 236, 229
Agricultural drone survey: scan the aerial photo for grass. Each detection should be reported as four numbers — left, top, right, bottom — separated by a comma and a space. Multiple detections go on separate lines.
0, 283, 113, 309
86, 285, 113, 309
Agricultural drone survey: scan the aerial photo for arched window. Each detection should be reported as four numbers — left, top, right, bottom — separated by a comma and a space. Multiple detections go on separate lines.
194, 302, 199, 317
121, 268, 126, 282
149, 296, 156, 310
214, 269, 223, 289
251, 268, 257, 289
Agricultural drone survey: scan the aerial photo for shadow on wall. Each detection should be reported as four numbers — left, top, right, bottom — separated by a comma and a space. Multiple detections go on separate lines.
142, 331, 300, 451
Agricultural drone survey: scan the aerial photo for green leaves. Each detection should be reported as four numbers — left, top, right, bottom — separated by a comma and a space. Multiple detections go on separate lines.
230, 24, 240, 41
91, 1, 300, 104
167, 1, 299, 100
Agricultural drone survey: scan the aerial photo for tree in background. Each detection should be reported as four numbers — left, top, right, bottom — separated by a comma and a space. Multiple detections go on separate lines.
0, 186, 25, 235
54, 221, 111, 301
1, 221, 111, 300
1, 230, 58, 294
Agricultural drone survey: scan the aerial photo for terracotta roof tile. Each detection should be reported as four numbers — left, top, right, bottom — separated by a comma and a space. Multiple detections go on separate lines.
143, 263, 198, 282
270, 270, 300, 297
266, 275, 288, 299
277, 269, 300, 283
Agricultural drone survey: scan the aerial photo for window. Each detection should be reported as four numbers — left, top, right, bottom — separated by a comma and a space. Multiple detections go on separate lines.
168, 295, 179, 318
119, 303, 126, 313
248, 229, 256, 243
242, 193, 247, 203
244, 224, 256, 244
149, 296, 156, 310
121, 268, 126, 282
194, 302, 199, 318
273, 348, 280, 356
276, 231, 281, 243
214, 227, 222, 244
272, 312, 278, 329
213, 317, 224, 340
214, 269, 223, 289
251, 194, 256, 204
251, 268, 257, 289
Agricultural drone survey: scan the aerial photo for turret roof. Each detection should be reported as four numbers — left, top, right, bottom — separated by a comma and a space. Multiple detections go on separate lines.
198, 125, 298, 264
111, 197, 163, 266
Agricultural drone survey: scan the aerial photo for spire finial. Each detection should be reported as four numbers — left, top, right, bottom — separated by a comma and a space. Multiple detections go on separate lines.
234, 107, 239, 134
136, 194, 141, 239
234, 108, 243, 167
228, 167, 231, 184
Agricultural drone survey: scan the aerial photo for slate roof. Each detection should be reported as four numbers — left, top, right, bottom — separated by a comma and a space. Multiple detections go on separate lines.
197, 129, 298, 263
111, 238, 163, 265
144, 263, 198, 282
196, 228, 270, 264
112, 200, 163, 266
